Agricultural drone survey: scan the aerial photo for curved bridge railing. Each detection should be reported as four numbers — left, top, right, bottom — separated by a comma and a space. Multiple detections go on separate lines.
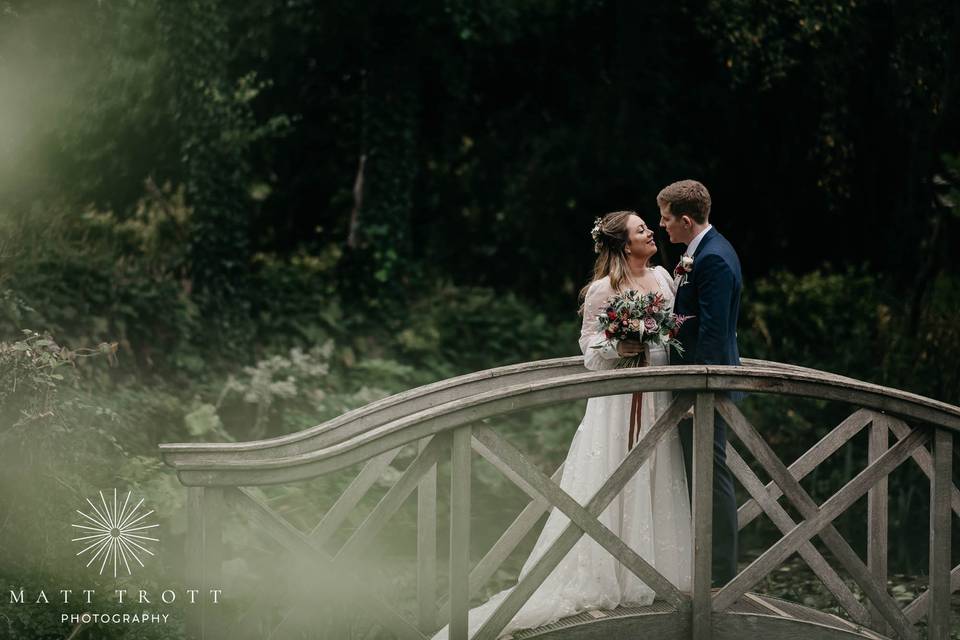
160, 358, 959, 640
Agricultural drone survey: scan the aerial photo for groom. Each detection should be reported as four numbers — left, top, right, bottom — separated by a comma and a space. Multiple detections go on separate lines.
657, 179, 740, 587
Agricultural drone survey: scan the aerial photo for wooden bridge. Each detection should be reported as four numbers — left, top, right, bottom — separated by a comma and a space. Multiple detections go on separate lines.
160, 358, 959, 640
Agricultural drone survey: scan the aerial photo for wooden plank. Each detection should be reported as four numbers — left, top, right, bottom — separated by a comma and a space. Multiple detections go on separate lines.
725, 445, 870, 625
692, 393, 714, 640
185, 487, 203, 639
222, 487, 427, 640
928, 428, 953, 640
435, 463, 565, 626
164, 359, 960, 484
161, 356, 586, 463
889, 417, 960, 518
449, 426, 472, 640
743, 593, 793, 618
186, 487, 224, 640
171, 364, 960, 487
333, 434, 446, 565
714, 398, 925, 640
738, 409, 874, 529
721, 399, 925, 640
471, 395, 694, 640
903, 563, 960, 623
172, 369, 710, 486
866, 415, 889, 634
703, 365, 960, 430
471, 424, 684, 607
417, 438, 438, 632
472, 436, 543, 501
308, 447, 402, 545
713, 612, 894, 640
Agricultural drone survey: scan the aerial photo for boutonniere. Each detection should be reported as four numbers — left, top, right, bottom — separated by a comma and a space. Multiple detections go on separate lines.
673, 255, 694, 287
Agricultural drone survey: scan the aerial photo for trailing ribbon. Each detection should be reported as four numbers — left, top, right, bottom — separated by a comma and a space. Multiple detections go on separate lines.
626, 349, 647, 450
628, 391, 643, 450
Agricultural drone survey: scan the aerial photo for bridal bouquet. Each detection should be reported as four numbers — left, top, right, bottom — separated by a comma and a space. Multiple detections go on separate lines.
593, 290, 691, 367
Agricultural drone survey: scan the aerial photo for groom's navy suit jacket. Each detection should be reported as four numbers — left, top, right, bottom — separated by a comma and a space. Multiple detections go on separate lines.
671, 226, 742, 585
672, 227, 742, 368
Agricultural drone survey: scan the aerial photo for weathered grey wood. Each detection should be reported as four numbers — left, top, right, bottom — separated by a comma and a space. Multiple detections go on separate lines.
435, 463, 565, 626
703, 366, 960, 431
889, 417, 960, 518
738, 410, 874, 529
169, 363, 960, 487
725, 445, 870, 626
186, 487, 224, 640
472, 435, 545, 501
161, 357, 960, 471
309, 447, 402, 545
449, 426, 472, 640
160, 359, 787, 467
185, 488, 203, 639
171, 367, 960, 488
417, 437, 438, 633
222, 487, 428, 640
334, 435, 445, 565
161, 357, 587, 464
171, 369, 705, 486
472, 424, 684, 606
471, 395, 694, 640
453, 596, 887, 640
163, 357, 960, 639
928, 427, 952, 640
903, 563, 960, 623
866, 415, 889, 634
713, 612, 892, 640
692, 393, 715, 640
715, 398, 924, 640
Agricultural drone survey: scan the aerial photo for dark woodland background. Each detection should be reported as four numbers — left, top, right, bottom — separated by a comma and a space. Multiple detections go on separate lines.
0, 1, 959, 638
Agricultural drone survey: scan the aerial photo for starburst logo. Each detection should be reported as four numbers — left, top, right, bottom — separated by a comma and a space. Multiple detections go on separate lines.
71, 489, 159, 577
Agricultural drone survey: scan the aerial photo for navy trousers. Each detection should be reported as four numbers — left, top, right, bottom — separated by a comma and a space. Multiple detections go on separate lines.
677, 414, 739, 587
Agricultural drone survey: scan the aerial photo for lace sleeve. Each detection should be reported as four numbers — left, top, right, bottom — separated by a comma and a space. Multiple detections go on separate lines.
579, 278, 620, 370
659, 265, 678, 298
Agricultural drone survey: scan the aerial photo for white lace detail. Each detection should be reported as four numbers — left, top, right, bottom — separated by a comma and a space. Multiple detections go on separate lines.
432, 264, 692, 639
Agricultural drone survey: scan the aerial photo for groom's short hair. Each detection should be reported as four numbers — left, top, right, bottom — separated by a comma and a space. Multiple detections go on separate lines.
656, 180, 711, 224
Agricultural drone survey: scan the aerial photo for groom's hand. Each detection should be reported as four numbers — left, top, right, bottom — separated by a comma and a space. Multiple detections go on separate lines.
616, 339, 643, 357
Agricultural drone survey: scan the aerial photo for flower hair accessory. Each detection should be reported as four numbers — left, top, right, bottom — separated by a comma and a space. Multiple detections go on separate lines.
590, 217, 603, 254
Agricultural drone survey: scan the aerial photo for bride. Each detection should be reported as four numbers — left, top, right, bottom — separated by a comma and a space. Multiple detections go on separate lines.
432, 211, 692, 639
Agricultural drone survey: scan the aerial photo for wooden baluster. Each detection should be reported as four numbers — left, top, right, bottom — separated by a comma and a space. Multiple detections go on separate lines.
867, 413, 890, 634
186, 487, 224, 640
693, 393, 715, 640
450, 426, 472, 640
929, 427, 953, 640
418, 437, 438, 632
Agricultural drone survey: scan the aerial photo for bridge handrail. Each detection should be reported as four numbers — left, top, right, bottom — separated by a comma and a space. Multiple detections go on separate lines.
160, 356, 585, 460
157, 357, 924, 463
162, 360, 960, 487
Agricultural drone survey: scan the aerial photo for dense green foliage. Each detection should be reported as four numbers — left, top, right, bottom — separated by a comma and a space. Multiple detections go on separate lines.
1, 0, 959, 637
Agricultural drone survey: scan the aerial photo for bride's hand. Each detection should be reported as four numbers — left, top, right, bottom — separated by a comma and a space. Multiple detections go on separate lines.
616, 339, 644, 357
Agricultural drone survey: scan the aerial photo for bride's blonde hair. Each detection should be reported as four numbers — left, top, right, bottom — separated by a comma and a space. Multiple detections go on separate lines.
578, 211, 635, 314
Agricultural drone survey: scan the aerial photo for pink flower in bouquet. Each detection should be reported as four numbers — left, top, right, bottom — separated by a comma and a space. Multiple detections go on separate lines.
647, 293, 664, 314
593, 290, 693, 363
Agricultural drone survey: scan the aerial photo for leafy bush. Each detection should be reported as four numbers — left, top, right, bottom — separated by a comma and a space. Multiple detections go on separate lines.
0, 182, 199, 376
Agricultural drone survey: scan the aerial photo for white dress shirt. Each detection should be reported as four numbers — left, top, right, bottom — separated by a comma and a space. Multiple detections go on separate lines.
684, 224, 713, 256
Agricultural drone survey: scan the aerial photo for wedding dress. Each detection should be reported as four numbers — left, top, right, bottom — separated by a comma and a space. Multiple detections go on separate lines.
431, 266, 692, 639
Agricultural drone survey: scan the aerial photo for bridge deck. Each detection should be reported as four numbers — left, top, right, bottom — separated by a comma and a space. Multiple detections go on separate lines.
506, 592, 887, 640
